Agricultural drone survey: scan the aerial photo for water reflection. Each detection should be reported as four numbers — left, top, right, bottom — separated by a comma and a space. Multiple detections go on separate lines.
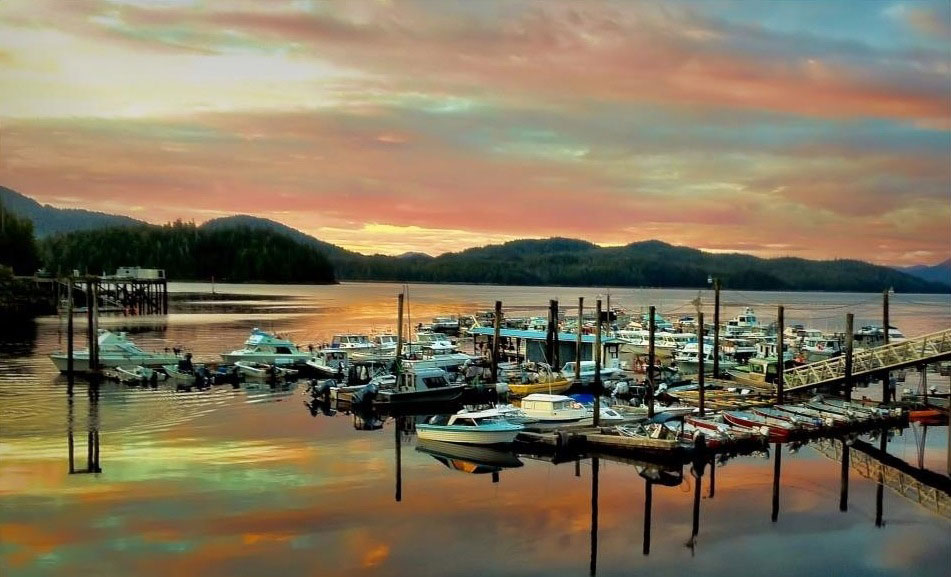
66, 384, 101, 475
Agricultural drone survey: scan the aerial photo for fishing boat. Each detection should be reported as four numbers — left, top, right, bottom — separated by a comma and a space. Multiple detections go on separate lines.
560, 360, 621, 385
375, 367, 466, 403
800, 335, 843, 362
518, 393, 587, 423
371, 334, 398, 356
499, 362, 572, 397
431, 317, 461, 334
329, 334, 374, 351
674, 343, 737, 376
411, 331, 457, 355
722, 307, 764, 337
234, 361, 298, 380
221, 329, 310, 365
416, 410, 524, 444
50, 330, 183, 372
306, 348, 349, 378
722, 410, 797, 441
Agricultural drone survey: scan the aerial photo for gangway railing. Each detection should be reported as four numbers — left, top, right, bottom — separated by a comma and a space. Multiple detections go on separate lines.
784, 329, 951, 393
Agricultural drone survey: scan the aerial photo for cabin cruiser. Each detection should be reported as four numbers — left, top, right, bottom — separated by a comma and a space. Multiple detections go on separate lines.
376, 366, 467, 403
627, 312, 674, 332
221, 328, 310, 365
518, 393, 587, 423
674, 343, 737, 375
411, 331, 457, 355
800, 336, 843, 362
373, 334, 398, 355
50, 330, 183, 372
855, 325, 907, 346
306, 348, 350, 377
431, 316, 461, 334
330, 334, 374, 351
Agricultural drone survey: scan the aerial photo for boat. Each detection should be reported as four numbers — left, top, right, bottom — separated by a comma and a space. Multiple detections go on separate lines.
410, 331, 457, 355
518, 393, 587, 423
460, 405, 539, 424
614, 422, 690, 449
416, 409, 524, 444
807, 396, 896, 419
375, 366, 467, 403
499, 362, 572, 397
306, 348, 349, 378
50, 330, 184, 373
686, 414, 767, 440
722, 410, 797, 441
371, 334, 398, 355
114, 365, 162, 384
235, 361, 298, 380
751, 407, 823, 430
727, 356, 792, 390
664, 420, 732, 448
800, 335, 843, 362
415, 439, 524, 472
560, 360, 621, 385
431, 316, 461, 334
674, 343, 737, 376
774, 404, 853, 425
221, 328, 310, 365
722, 307, 765, 337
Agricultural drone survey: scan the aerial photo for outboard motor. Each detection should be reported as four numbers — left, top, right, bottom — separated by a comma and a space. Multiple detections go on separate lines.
350, 383, 378, 406
308, 379, 333, 398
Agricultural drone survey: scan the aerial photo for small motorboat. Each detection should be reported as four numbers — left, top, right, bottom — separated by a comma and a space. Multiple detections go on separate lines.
416, 410, 524, 445
664, 420, 731, 448
374, 367, 466, 404
221, 328, 311, 365
722, 410, 797, 441
752, 407, 823, 430
415, 439, 524, 472
518, 394, 587, 423
235, 361, 298, 380
686, 414, 766, 440
115, 365, 162, 385
774, 404, 853, 425
50, 330, 183, 373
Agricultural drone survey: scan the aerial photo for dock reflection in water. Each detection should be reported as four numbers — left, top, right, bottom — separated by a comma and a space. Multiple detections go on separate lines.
1, 284, 949, 577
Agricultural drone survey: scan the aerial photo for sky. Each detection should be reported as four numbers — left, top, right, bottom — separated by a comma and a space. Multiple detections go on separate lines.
0, 0, 949, 264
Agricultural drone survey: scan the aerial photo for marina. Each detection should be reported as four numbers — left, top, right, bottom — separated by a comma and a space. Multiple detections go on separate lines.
1, 282, 949, 576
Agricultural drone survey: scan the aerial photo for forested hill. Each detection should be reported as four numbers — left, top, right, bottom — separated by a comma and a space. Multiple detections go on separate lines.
0, 186, 145, 236
39, 223, 336, 284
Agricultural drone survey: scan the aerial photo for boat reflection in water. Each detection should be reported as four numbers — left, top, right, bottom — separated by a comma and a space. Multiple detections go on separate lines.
416, 439, 524, 475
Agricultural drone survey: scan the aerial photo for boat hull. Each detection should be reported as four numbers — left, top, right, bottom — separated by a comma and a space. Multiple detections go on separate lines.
507, 379, 572, 397
50, 352, 181, 373
221, 353, 309, 365
416, 424, 522, 445
376, 384, 466, 404
722, 411, 792, 441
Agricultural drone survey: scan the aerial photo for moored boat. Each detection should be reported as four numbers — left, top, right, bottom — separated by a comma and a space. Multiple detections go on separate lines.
221, 329, 310, 365
375, 367, 466, 403
722, 410, 797, 441
50, 330, 183, 372
518, 393, 587, 423
416, 410, 524, 445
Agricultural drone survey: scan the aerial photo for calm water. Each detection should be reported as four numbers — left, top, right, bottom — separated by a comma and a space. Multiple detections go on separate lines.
1, 283, 949, 577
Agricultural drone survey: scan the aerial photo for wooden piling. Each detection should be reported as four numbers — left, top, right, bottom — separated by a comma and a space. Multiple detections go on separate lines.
844, 313, 854, 401
876, 429, 886, 526
713, 278, 721, 377
777, 305, 784, 405
395, 293, 404, 374
66, 278, 74, 380
642, 479, 652, 556
575, 297, 583, 383
491, 300, 502, 384
647, 305, 656, 418
394, 418, 402, 502
594, 299, 602, 428
697, 311, 705, 417
552, 300, 560, 369
589, 456, 599, 577
882, 289, 890, 404
546, 300, 555, 366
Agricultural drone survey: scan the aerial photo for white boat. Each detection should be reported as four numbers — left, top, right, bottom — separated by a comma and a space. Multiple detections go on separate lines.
584, 405, 627, 422
674, 343, 737, 375
416, 410, 524, 445
235, 361, 298, 380
519, 393, 587, 423
115, 365, 162, 384
411, 331, 457, 355
330, 334, 375, 351
375, 366, 467, 403
560, 360, 621, 384
800, 336, 843, 362
431, 316, 461, 333
50, 330, 183, 372
221, 329, 310, 365
723, 307, 764, 336
372, 334, 398, 354
306, 348, 349, 377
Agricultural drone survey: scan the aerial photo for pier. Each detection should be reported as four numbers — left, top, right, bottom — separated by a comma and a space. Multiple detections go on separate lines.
24, 269, 169, 315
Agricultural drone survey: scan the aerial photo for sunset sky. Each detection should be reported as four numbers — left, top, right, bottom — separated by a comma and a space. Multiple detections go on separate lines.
1, 0, 949, 264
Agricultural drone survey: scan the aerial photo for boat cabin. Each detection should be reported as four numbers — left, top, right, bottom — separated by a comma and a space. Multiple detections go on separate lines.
397, 367, 453, 393
331, 334, 373, 349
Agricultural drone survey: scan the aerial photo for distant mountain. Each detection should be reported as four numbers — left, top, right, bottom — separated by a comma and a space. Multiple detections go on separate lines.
896, 259, 951, 287
0, 185, 145, 237
200, 215, 357, 260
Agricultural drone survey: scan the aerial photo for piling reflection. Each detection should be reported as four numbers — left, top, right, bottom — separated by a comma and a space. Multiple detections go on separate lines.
771, 443, 782, 523
66, 383, 101, 475
589, 456, 599, 577
840, 439, 850, 512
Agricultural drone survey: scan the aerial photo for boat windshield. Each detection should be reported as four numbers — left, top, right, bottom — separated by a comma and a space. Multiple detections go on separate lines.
422, 376, 449, 389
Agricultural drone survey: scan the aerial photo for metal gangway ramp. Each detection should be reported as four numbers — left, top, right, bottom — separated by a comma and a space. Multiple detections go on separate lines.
784, 329, 951, 393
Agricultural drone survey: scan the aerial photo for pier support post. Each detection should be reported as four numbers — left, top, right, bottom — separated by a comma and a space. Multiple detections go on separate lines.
575, 297, 584, 383
712, 278, 720, 377
594, 299, 602, 427
66, 277, 74, 383
491, 301, 502, 384
697, 312, 705, 417
882, 289, 890, 404
777, 306, 784, 405
844, 313, 854, 401
642, 479, 652, 556
552, 300, 560, 369
395, 293, 404, 375
647, 305, 656, 418
546, 300, 555, 365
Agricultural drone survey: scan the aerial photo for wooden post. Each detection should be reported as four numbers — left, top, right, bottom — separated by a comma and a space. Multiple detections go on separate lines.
66, 278, 74, 380
777, 305, 784, 405
394, 417, 402, 502
642, 479, 652, 556
876, 429, 886, 527
771, 442, 782, 522
697, 311, 705, 417
844, 313, 854, 401
575, 297, 583, 383
594, 299, 602, 427
882, 289, 890, 404
709, 457, 716, 499
647, 305, 656, 418
713, 279, 720, 377
552, 300, 560, 369
691, 463, 701, 546
546, 300, 555, 365
395, 293, 404, 375
491, 300, 502, 384
839, 439, 849, 512
91, 282, 99, 372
